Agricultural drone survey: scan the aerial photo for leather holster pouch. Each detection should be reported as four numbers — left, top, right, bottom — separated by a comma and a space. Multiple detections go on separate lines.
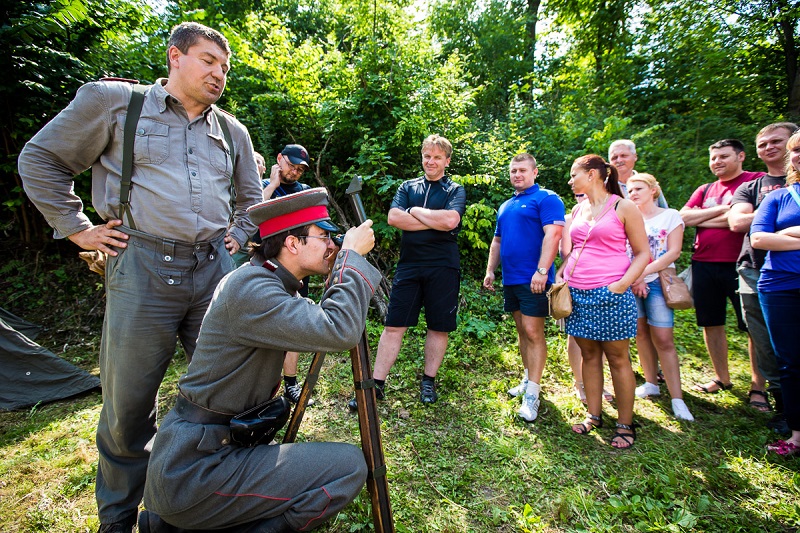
230, 396, 291, 447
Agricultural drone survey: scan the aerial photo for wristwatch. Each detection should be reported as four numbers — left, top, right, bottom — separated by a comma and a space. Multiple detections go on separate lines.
536, 267, 548, 276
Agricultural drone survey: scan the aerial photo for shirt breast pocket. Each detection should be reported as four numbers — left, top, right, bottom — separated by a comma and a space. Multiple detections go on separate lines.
208, 133, 232, 177
118, 115, 170, 164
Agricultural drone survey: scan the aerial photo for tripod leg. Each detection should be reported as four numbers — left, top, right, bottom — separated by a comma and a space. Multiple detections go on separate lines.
282, 351, 326, 444
350, 333, 395, 533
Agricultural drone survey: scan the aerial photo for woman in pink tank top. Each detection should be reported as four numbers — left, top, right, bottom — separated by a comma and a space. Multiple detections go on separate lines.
559, 154, 650, 449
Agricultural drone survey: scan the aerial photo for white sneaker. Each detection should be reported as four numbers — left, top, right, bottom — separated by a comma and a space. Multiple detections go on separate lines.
518, 393, 540, 422
508, 379, 528, 398
671, 398, 695, 421
635, 382, 661, 398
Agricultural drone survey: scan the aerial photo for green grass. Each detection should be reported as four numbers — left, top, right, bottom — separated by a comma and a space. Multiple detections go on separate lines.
1, 255, 799, 532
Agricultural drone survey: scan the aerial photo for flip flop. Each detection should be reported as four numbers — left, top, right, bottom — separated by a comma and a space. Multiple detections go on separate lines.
767, 440, 800, 457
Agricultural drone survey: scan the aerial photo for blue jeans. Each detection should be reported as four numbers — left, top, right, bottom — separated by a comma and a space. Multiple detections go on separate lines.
635, 279, 674, 328
760, 288, 800, 432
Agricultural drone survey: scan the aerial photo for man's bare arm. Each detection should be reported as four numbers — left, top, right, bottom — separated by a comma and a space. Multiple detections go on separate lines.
539, 224, 563, 272
778, 225, 800, 238
407, 206, 461, 231
728, 203, 755, 233
680, 204, 729, 227
483, 236, 501, 291
388, 206, 461, 231
698, 212, 731, 228
387, 207, 430, 231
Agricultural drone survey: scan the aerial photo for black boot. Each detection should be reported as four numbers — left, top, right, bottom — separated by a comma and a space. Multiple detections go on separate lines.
137, 510, 184, 532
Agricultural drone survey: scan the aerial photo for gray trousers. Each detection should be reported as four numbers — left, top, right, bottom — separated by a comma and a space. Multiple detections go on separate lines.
95, 227, 234, 523
739, 266, 781, 392
145, 413, 367, 531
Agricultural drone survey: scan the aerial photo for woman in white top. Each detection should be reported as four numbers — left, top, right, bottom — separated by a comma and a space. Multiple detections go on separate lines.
627, 174, 694, 421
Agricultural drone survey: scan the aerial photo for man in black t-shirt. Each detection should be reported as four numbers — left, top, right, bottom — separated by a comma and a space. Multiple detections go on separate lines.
348, 134, 467, 409
730, 122, 797, 432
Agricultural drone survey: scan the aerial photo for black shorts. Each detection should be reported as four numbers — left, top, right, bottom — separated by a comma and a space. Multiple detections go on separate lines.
385, 266, 460, 332
691, 260, 746, 330
503, 284, 550, 317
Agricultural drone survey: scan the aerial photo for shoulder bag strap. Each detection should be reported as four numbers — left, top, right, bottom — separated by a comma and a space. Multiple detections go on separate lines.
565, 195, 617, 281
212, 106, 237, 222
120, 84, 149, 230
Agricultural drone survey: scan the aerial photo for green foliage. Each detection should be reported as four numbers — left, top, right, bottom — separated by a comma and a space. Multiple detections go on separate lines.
3, 0, 799, 280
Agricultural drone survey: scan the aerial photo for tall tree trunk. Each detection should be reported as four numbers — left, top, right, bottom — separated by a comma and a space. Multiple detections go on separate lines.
525, 0, 542, 68
778, 11, 800, 118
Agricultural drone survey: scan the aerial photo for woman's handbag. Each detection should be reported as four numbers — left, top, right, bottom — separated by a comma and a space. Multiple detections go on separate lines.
548, 197, 616, 319
547, 281, 572, 319
659, 267, 694, 310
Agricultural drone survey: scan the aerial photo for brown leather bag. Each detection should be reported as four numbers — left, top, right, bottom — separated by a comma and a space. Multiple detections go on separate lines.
549, 197, 616, 319
547, 281, 572, 319
658, 267, 693, 310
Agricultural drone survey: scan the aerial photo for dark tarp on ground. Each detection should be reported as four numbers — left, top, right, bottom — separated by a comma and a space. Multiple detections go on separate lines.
0, 307, 100, 411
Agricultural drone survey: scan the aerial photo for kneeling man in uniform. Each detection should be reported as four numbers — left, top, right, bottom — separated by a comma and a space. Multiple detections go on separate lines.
139, 188, 379, 532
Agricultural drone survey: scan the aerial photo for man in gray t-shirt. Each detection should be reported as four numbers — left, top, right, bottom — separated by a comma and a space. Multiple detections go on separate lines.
729, 122, 797, 432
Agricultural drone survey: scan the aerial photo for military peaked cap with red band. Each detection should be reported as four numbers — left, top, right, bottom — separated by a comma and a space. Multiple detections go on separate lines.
247, 187, 339, 238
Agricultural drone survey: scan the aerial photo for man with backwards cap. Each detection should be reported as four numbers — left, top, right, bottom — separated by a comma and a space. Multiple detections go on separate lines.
140, 188, 379, 533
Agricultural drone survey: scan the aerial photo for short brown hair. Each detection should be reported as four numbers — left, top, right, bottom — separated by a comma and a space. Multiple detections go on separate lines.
166, 22, 230, 72
421, 134, 453, 159
709, 139, 745, 154
756, 122, 798, 141
510, 153, 537, 169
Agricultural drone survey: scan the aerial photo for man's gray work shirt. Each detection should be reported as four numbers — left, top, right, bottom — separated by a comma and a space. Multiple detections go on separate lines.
18, 79, 262, 245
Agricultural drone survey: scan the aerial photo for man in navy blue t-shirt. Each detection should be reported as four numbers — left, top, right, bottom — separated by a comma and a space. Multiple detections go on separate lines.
483, 153, 565, 422
348, 134, 466, 409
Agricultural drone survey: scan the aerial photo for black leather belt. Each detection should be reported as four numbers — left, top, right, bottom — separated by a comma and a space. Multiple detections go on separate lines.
174, 393, 235, 425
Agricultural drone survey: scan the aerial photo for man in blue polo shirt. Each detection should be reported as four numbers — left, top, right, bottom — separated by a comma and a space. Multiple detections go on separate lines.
483, 153, 565, 422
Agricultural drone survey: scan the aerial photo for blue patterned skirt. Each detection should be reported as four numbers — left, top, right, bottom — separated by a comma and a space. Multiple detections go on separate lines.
565, 286, 638, 341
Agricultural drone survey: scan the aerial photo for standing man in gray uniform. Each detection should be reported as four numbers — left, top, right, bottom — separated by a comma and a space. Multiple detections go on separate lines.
17, 22, 262, 533
139, 188, 379, 533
